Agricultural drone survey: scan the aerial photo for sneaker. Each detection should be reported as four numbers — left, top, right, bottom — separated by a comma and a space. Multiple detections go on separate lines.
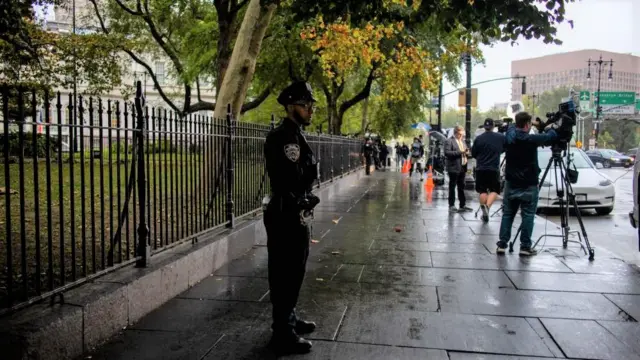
496, 246, 507, 254
449, 206, 458, 213
481, 205, 489, 222
519, 247, 538, 256
459, 206, 473, 212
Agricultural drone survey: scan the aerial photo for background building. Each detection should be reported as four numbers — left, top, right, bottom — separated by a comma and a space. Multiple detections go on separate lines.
511, 49, 640, 102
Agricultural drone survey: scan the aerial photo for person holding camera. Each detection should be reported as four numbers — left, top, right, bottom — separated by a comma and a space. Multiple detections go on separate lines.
472, 119, 505, 222
497, 112, 559, 256
263, 81, 320, 355
445, 126, 473, 212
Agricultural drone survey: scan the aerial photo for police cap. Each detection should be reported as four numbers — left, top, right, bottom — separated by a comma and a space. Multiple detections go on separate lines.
277, 81, 317, 106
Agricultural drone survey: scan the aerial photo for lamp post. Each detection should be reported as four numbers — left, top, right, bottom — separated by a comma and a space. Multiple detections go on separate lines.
587, 55, 614, 146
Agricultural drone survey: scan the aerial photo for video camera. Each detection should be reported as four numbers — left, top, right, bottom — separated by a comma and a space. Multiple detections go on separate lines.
495, 117, 513, 134
540, 98, 578, 146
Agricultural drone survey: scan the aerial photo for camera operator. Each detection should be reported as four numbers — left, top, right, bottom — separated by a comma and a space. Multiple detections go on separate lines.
471, 119, 505, 222
497, 112, 560, 256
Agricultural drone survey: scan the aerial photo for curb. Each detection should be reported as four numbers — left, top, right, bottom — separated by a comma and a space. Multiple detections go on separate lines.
0, 170, 365, 360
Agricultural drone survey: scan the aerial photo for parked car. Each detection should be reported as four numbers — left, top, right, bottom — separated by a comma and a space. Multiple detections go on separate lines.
625, 147, 638, 161
629, 147, 640, 228
537, 147, 615, 215
585, 148, 633, 168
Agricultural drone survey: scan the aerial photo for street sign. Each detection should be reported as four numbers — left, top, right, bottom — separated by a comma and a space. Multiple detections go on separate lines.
594, 91, 636, 115
588, 138, 595, 148
458, 88, 478, 108
579, 91, 590, 101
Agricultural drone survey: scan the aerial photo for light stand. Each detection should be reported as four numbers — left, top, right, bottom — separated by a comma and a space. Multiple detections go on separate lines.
587, 55, 614, 146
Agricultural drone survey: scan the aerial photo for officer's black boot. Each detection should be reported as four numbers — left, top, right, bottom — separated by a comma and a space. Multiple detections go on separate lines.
269, 332, 312, 356
295, 320, 316, 334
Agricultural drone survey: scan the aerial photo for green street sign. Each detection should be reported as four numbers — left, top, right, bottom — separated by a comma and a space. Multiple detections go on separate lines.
636, 100, 640, 111
594, 91, 636, 105
579, 91, 590, 101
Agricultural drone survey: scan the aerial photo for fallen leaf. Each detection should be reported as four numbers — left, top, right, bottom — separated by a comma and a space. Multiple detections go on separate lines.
394, 226, 402, 232
332, 219, 340, 224
216, 278, 223, 281
316, 278, 324, 281
311, 239, 319, 244
331, 251, 341, 255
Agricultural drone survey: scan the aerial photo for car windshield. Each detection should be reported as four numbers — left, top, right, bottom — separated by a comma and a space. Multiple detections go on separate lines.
601, 149, 622, 157
538, 149, 593, 169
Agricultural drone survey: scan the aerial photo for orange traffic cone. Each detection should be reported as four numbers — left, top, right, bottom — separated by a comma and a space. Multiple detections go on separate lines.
401, 160, 410, 174
425, 165, 434, 189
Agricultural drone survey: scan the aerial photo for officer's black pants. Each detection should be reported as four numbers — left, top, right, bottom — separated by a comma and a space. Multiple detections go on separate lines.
365, 156, 372, 175
264, 203, 310, 336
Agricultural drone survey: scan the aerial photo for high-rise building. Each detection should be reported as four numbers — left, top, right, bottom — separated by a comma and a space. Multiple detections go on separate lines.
511, 50, 640, 101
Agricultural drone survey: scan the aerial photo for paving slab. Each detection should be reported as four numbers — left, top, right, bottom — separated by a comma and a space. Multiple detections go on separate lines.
370, 240, 490, 254
604, 294, 640, 321
561, 257, 640, 275
541, 318, 640, 360
598, 321, 640, 356
214, 246, 268, 278
449, 353, 555, 360
506, 271, 640, 294
132, 299, 268, 333
431, 252, 573, 272
178, 275, 269, 302
305, 262, 364, 283
311, 248, 433, 267
439, 287, 628, 320
287, 341, 449, 359
360, 265, 514, 288
338, 307, 553, 357
88, 329, 223, 360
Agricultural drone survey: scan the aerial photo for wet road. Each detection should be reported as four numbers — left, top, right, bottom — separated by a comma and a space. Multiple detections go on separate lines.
540, 168, 640, 265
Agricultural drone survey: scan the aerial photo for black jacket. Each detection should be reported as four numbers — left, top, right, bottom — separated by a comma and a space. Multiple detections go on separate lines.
503, 124, 558, 188
264, 118, 318, 207
445, 137, 468, 174
471, 131, 505, 171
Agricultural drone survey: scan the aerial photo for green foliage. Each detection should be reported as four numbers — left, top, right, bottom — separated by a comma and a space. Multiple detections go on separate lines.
1, 132, 55, 158
601, 120, 640, 152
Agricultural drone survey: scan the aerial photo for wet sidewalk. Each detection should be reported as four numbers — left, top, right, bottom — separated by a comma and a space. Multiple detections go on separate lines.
89, 170, 640, 360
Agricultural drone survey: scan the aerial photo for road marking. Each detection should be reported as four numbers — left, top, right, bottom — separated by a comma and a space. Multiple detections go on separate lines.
330, 264, 344, 281
356, 265, 365, 283
321, 229, 331, 239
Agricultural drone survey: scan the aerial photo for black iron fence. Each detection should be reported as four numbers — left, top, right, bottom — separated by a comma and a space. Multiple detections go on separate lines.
0, 83, 363, 313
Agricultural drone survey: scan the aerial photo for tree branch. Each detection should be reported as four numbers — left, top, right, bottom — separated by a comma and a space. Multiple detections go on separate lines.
338, 67, 376, 119
88, 0, 183, 115
232, 0, 250, 13
196, 77, 202, 102
241, 84, 273, 114
187, 101, 216, 112
113, 0, 143, 16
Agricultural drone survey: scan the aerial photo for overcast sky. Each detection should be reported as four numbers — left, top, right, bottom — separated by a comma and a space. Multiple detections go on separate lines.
442, 0, 639, 111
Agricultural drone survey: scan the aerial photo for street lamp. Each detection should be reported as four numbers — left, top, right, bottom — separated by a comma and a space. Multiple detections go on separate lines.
587, 55, 614, 145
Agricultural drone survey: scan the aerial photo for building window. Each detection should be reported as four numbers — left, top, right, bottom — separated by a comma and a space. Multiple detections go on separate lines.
156, 62, 165, 85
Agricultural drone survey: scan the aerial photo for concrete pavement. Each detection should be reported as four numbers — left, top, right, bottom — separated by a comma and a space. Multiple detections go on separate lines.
87, 170, 640, 360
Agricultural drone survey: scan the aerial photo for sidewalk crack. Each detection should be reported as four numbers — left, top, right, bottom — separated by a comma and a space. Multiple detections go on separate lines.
435, 286, 441, 312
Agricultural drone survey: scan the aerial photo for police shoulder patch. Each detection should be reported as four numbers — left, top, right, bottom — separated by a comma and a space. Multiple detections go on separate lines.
284, 144, 300, 162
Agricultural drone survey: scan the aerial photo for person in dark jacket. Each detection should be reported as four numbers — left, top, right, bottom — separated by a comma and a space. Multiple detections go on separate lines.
445, 126, 472, 212
471, 119, 505, 222
362, 138, 374, 175
497, 112, 558, 256
264, 81, 319, 355
409, 137, 425, 178
379, 141, 389, 169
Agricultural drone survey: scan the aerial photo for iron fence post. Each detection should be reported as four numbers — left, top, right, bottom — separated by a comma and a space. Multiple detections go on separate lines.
225, 104, 235, 228
330, 138, 334, 182
134, 81, 150, 267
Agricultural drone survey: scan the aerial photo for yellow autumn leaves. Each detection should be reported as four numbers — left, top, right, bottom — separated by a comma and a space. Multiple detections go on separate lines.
300, 15, 476, 103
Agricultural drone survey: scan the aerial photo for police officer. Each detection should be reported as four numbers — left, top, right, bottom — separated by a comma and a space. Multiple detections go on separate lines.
263, 81, 319, 355
362, 138, 374, 175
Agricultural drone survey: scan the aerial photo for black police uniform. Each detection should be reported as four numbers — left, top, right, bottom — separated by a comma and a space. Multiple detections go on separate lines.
263, 81, 319, 354
362, 141, 374, 175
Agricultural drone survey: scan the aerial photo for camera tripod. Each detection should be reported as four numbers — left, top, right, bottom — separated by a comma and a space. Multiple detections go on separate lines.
507, 147, 595, 260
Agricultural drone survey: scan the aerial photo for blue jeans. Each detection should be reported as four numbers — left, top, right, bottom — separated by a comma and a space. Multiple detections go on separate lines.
498, 182, 539, 249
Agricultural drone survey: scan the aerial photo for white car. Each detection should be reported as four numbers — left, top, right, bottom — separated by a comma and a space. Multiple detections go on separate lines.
536, 147, 615, 215
629, 147, 640, 228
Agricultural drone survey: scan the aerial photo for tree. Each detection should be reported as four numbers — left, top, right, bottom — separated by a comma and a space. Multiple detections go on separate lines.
217, 0, 576, 126
598, 131, 614, 149
601, 119, 640, 152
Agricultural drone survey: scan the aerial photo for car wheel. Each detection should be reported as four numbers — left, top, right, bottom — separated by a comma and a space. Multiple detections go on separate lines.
603, 160, 611, 168
595, 206, 613, 215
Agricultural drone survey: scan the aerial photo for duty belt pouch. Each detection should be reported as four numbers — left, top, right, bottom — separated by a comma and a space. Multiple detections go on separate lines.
261, 195, 271, 211
300, 209, 314, 226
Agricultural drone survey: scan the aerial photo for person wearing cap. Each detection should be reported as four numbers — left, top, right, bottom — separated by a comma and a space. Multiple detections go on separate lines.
471, 118, 505, 222
263, 81, 319, 355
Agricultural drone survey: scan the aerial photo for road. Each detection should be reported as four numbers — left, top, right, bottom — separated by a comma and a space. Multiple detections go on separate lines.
540, 168, 640, 265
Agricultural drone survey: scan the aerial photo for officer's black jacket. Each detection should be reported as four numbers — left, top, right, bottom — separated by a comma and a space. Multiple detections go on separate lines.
264, 118, 317, 204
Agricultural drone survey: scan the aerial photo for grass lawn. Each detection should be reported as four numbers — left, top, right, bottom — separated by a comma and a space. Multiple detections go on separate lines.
0, 150, 268, 308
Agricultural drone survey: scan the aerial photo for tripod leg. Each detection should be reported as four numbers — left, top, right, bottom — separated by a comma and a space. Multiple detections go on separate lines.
564, 176, 595, 261
509, 226, 521, 253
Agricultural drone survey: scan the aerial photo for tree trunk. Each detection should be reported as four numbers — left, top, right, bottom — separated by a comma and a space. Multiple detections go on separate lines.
213, 0, 276, 120
361, 97, 369, 133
